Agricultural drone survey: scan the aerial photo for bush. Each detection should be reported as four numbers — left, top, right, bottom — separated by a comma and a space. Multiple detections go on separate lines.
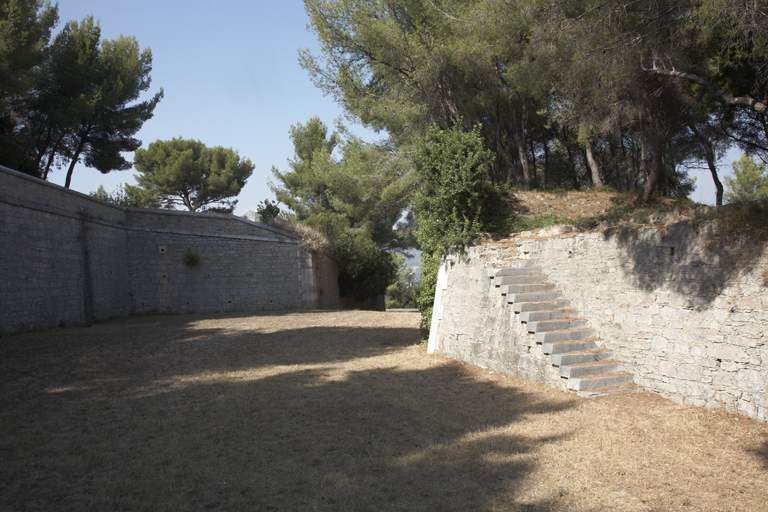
334, 229, 398, 301
413, 125, 494, 335
385, 256, 419, 309
416, 251, 441, 341
413, 124, 494, 255
256, 199, 281, 222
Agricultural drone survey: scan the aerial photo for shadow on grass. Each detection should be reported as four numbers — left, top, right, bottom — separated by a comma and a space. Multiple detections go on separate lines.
750, 439, 768, 471
0, 312, 580, 511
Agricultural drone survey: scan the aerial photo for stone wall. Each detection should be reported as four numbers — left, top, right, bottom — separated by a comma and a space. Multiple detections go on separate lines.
0, 166, 342, 335
429, 221, 768, 421
428, 246, 567, 390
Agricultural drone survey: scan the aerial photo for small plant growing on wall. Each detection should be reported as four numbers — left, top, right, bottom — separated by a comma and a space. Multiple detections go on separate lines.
184, 248, 200, 266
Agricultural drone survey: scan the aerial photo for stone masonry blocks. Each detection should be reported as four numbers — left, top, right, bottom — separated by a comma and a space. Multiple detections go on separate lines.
1, 166, 341, 335
431, 222, 768, 422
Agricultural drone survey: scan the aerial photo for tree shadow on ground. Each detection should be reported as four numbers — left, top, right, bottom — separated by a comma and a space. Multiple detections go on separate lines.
750, 439, 768, 471
602, 218, 767, 309
0, 312, 581, 511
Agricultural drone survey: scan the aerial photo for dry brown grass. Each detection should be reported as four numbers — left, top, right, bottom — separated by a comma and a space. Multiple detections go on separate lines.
2, 310, 767, 511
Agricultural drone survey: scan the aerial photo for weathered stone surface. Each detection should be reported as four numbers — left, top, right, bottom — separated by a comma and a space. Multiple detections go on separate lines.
492, 274, 547, 285
551, 349, 614, 366
527, 318, 588, 333
560, 360, 624, 378
541, 339, 600, 354
512, 300, 571, 313
569, 371, 634, 391
429, 218, 768, 422
1, 166, 342, 335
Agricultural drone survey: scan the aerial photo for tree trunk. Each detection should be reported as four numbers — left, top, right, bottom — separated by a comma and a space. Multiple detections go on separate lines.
42, 132, 68, 181
511, 103, 531, 190
541, 135, 549, 190
639, 132, 664, 204
64, 127, 91, 189
564, 136, 580, 190
493, 111, 519, 186
529, 136, 538, 188
648, 65, 768, 117
585, 140, 603, 188
687, 120, 724, 206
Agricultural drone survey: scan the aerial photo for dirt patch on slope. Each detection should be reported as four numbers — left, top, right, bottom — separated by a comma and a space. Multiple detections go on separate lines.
503, 190, 629, 219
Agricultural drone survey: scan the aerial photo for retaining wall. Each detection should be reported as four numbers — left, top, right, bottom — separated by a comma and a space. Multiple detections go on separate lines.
0, 166, 341, 334
429, 221, 768, 421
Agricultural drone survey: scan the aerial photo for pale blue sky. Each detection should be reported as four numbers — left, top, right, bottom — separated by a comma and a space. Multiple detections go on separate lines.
47, 0, 729, 209
48, 0, 376, 214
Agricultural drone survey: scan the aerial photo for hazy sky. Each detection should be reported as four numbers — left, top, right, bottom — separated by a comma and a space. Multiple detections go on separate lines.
48, 0, 729, 210
48, 0, 377, 214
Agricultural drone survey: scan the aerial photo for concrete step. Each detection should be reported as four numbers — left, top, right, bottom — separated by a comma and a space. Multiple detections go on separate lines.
534, 328, 594, 343
559, 360, 624, 378
527, 318, 588, 333
500, 283, 557, 295
486, 259, 535, 272
478, 252, 518, 262
512, 300, 571, 313
576, 383, 644, 398
550, 348, 613, 366
483, 253, 643, 400
507, 291, 563, 303
519, 309, 577, 323
569, 371, 634, 391
541, 338, 600, 354
492, 274, 547, 285
490, 267, 543, 277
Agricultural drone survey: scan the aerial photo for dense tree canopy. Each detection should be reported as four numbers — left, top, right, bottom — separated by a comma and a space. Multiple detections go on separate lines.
89, 183, 161, 208
724, 155, 768, 203
300, 0, 767, 205
271, 116, 414, 250
293, 0, 768, 323
133, 138, 254, 213
271, 117, 412, 300
0, 2, 162, 186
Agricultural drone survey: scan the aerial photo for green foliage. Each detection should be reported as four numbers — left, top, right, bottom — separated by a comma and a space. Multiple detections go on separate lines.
385, 254, 419, 309
297, 0, 768, 330
724, 155, 768, 203
709, 200, 768, 245
411, 124, 494, 333
413, 125, 494, 255
2, 13, 162, 186
183, 248, 200, 266
271, 117, 339, 221
271, 117, 414, 248
256, 199, 280, 223
300, 0, 768, 204
0, 0, 58, 173
416, 251, 441, 342
89, 183, 160, 208
334, 229, 398, 301
488, 212, 574, 237
271, 117, 415, 301
133, 138, 254, 213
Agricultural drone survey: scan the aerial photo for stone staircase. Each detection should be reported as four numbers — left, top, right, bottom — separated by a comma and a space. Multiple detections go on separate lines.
482, 240, 642, 397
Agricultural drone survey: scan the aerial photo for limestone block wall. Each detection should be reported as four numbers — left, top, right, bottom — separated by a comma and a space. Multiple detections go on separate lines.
1, 168, 131, 332
0, 166, 341, 335
428, 250, 565, 389
431, 222, 768, 422
125, 225, 304, 315
308, 250, 341, 311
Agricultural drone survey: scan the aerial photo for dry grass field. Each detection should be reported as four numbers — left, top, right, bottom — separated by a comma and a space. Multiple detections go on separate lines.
1, 310, 767, 511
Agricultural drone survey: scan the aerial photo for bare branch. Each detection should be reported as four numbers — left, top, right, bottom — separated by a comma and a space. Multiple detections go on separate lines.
645, 58, 768, 116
